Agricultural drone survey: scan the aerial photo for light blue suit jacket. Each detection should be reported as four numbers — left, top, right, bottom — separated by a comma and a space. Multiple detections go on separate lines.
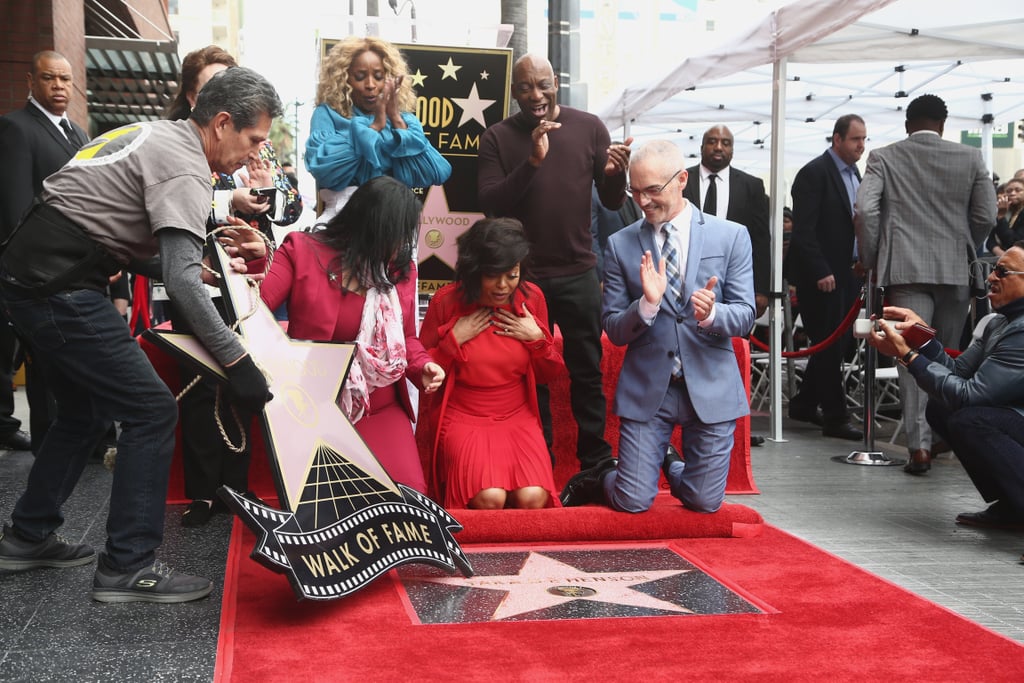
602, 209, 755, 424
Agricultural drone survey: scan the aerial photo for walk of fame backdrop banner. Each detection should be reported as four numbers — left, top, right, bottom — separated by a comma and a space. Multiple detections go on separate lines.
319, 39, 512, 294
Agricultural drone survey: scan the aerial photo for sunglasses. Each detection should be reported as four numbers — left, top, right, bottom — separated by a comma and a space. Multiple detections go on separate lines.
993, 264, 1024, 279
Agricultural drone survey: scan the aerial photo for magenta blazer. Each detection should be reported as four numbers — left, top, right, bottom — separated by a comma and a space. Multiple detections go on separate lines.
260, 231, 430, 421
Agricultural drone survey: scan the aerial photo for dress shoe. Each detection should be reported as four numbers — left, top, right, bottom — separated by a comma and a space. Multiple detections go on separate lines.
560, 458, 617, 507
181, 500, 214, 527
955, 504, 1024, 530
750, 435, 766, 447
0, 429, 32, 452
662, 445, 684, 480
822, 421, 862, 441
903, 448, 931, 475
788, 404, 823, 426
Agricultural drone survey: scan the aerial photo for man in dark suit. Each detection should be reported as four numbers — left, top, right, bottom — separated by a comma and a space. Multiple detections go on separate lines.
683, 125, 770, 317
0, 50, 88, 453
786, 114, 867, 441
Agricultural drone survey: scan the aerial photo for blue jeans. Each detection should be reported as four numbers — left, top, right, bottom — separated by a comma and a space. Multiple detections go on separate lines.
604, 381, 733, 513
1, 284, 178, 571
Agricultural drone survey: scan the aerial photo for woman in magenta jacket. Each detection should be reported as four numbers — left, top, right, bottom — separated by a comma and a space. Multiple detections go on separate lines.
260, 176, 444, 492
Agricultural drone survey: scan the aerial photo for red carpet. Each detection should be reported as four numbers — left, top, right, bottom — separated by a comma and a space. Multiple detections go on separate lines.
214, 522, 1022, 681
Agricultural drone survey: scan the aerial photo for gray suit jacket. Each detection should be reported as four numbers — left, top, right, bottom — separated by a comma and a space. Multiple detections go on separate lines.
602, 209, 755, 424
855, 132, 996, 287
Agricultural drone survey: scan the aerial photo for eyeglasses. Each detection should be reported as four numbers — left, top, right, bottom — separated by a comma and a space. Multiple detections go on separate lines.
627, 169, 681, 200
993, 264, 1024, 279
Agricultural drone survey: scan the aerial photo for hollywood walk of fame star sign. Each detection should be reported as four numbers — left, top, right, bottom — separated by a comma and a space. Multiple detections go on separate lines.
396, 546, 766, 624
144, 238, 473, 600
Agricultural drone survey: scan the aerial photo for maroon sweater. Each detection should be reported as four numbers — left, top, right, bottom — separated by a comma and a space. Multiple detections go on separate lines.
477, 107, 626, 279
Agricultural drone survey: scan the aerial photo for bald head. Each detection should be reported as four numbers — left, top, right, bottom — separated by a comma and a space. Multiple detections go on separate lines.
700, 125, 733, 173
511, 53, 559, 125
28, 50, 73, 117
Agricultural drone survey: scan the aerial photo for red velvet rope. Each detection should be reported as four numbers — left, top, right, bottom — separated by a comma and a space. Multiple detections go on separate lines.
749, 294, 865, 358
129, 274, 151, 334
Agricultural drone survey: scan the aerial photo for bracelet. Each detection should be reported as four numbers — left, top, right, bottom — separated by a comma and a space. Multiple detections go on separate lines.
898, 350, 918, 367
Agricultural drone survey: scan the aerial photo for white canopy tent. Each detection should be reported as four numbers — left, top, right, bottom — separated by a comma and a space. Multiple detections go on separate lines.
597, 0, 1024, 442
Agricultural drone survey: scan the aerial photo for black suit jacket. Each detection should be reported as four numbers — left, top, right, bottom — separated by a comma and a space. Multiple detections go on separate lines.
684, 165, 770, 296
787, 150, 857, 291
0, 102, 88, 240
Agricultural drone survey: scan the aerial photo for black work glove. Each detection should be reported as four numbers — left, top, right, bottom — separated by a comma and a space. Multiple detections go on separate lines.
224, 354, 273, 413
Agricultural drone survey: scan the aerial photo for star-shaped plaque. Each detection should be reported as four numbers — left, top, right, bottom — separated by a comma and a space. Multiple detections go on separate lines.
451, 82, 497, 129
145, 238, 472, 600
438, 57, 462, 80
417, 184, 484, 272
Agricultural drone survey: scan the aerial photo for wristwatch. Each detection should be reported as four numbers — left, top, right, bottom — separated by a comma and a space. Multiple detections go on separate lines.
898, 350, 919, 367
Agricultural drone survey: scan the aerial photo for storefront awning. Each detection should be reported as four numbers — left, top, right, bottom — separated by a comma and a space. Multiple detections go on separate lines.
86, 36, 180, 130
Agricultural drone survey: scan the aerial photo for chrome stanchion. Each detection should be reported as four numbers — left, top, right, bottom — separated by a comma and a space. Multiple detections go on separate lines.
838, 278, 905, 466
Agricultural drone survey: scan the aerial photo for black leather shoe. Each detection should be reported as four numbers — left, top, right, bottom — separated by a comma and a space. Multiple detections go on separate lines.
955, 506, 1024, 530
789, 405, 824, 426
181, 500, 214, 528
0, 430, 31, 451
903, 448, 931, 475
822, 421, 862, 441
750, 435, 766, 447
662, 446, 683, 481
560, 458, 617, 507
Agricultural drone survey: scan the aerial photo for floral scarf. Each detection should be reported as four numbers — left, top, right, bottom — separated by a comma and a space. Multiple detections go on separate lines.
339, 285, 407, 423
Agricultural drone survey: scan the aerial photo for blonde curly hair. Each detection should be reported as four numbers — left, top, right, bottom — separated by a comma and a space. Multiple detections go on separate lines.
316, 36, 416, 117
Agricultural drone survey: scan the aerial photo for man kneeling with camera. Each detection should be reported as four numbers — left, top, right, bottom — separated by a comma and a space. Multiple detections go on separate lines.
868, 241, 1024, 533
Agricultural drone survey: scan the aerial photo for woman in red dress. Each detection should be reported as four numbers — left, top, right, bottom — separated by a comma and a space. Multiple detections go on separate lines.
261, 176, 445, 492
420, 218, 565, 509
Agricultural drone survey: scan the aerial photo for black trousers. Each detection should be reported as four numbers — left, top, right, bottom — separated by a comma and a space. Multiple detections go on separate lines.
532, 268, 612, 470
169, 300, 252, 501
928, 400, 1024, 517
791, 278, 857, 423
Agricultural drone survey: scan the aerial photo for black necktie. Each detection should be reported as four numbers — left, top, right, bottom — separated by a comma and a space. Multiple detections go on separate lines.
59, 119, 80, 146
703, 174, 718, 215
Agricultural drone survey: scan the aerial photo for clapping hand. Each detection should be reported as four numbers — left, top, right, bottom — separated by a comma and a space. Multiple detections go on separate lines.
640, 250, 667, 306
528, 119, 561, 167
691, 276, 717, 322
604, 136, 633, 176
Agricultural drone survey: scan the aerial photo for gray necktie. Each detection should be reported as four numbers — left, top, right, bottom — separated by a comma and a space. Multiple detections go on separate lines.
661, 223, 684, 377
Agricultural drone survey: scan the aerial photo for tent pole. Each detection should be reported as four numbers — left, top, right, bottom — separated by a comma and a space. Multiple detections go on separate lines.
981, 93, 994, 173
767, 56, 787, 442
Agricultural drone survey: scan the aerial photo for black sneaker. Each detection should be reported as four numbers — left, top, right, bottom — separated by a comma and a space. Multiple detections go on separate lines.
0, 525, 95, 571
91, 559, 213, 603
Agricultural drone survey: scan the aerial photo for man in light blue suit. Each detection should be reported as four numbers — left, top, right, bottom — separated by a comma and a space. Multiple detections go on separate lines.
561, 139, 755, 513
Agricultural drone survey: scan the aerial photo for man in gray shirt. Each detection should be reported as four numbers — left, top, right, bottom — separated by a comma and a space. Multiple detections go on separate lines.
0, 67, 278, 603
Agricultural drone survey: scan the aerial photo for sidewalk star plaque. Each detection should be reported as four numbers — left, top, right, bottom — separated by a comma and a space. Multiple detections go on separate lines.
144, 239, 473, 600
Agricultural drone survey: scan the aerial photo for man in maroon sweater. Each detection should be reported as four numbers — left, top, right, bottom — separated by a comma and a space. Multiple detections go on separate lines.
478, 53, 631, 472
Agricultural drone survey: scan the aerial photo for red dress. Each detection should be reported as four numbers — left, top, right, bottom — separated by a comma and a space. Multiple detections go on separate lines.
261, 232, 429, 493
419, 282, 565, 508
